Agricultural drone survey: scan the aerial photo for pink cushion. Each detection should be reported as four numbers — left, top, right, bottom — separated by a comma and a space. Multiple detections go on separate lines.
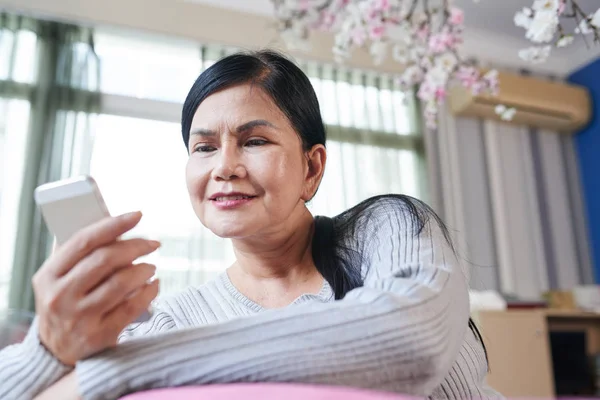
120, 384, 409, 400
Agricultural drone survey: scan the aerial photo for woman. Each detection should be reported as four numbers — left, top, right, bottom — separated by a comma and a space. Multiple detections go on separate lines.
0, 50, 500, 400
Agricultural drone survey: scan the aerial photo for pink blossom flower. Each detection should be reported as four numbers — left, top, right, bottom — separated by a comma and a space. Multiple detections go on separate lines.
365, 9, 380, 23
372, 0, 391, 12
558, 0, 566, 15
320, 11, 336, 30
369, 24, 386, 40
449, 7, 464, 25
350, 27, 367, 46
435, 87, 447, 102
332, 0, 350, 7
454, 66, 480, 89
417, 82, 435, 101
299, 0, 310, 12
416, 25, 430, 41
428, 32, 454, 53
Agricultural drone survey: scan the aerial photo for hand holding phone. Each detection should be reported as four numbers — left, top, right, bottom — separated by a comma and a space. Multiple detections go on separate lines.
32, 176, 160, 366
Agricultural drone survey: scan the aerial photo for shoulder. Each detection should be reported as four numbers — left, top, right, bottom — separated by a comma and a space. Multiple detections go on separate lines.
332, 194, 458, 270
333, 194, 444, 239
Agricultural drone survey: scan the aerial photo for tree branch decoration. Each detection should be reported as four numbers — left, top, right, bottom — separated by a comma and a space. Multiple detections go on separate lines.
272, 0, 600, 129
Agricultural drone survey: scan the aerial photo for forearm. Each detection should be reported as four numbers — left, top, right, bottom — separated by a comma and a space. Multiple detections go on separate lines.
76, 265, 468, 400
0, 318, 73, 400
34, 372, 81, 400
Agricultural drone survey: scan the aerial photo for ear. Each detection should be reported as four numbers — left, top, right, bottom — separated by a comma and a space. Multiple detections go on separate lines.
301, 144, 327, 202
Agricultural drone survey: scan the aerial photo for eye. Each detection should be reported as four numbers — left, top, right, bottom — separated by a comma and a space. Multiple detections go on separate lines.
193, 144, 217, 153
245, 139, 268, 147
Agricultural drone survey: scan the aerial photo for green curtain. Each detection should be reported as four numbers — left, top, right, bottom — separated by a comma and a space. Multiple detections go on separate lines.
2, 14, 100, 312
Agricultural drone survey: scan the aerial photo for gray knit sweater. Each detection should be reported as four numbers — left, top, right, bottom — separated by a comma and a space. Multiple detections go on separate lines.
0, 197, 502, 400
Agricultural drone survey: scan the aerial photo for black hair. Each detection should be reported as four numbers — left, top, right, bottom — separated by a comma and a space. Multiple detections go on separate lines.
182, 50, 324, 152
181, 49, 488, 366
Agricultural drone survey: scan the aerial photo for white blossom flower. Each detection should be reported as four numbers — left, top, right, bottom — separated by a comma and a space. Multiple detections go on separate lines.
426, 66, 449, 87
392, 44, 410, 64
400, 65, 424, 88
591, 9, 600, 28
495, 104, 517, 121
518, 45, 552, 63
514, 8, 533, 29
435, 52, 458, 73
369, 41, 389, 64
483, 69, 500, 94
575, 18, 593, 34
557, 35, 574, 47
532, 0, 561, 13
526, 10, 559, 43
502, 108, 517, 121
484, 69, 499, 81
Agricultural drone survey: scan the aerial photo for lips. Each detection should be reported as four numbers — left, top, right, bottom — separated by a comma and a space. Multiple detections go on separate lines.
208, 192, 257, 210
209, 192, 257, 201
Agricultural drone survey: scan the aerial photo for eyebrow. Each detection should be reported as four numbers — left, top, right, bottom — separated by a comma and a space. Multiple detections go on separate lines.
189, 119, 277, 138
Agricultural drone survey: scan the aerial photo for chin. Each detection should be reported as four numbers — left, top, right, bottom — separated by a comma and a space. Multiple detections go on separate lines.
205, 217, 259, 239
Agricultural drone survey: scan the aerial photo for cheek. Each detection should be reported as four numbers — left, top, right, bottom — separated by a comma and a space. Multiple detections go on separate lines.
257, 151, 306, 199
185, 157, 210, 204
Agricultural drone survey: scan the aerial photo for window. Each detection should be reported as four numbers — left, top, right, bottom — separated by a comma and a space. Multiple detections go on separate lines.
0, 29, 37, 84
0, 25, 38, 309
0, 100, 30, 310
91, 31, 424, 296
95, 31, 210, 103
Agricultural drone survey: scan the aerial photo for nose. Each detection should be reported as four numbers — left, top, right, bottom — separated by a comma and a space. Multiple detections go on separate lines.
211, 141, 247, 181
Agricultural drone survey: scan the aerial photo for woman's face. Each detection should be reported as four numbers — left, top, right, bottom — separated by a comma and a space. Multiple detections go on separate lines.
186, 83, 325, 238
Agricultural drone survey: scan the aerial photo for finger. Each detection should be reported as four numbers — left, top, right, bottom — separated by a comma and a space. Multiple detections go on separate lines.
64, 239, 160, 294
101, 279, 160, 338
79, 263, 157, 314
49, 211, 144, 276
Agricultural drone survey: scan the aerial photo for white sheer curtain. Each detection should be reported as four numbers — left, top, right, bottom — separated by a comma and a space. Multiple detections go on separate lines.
0, 26, 37, 311
85, 31, 424, 297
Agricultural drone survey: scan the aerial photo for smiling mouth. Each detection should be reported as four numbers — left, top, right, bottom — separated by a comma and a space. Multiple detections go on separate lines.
211, 195, 255, 202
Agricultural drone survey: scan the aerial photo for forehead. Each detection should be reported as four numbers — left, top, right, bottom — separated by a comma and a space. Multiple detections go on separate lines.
191, 84, 285, 128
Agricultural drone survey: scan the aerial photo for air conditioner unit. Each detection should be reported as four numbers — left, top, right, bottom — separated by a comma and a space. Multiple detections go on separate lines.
448, 71, 592, 133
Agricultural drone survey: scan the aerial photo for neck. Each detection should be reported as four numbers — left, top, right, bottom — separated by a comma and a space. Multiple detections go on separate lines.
228, 204, 323, 307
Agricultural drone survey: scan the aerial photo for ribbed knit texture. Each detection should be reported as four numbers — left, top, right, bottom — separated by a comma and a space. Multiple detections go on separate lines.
0, 197, 502, 400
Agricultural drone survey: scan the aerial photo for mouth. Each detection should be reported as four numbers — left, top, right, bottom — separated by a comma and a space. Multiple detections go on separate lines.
209, 193, 257, 202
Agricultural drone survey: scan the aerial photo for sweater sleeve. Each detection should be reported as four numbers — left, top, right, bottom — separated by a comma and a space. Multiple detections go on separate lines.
0, 318, 73, 400
0, 297, 179, 400
75, 197, 470, 400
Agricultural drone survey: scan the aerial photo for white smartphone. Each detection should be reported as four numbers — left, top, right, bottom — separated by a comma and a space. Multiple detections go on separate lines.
34, 175, 152, 323
34, 176, 110, 246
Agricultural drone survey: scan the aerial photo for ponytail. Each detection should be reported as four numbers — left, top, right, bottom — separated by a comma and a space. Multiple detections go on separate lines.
311, 216, 362, 300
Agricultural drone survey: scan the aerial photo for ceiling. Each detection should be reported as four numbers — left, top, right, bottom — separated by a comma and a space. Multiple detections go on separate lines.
184, 0, 600, 75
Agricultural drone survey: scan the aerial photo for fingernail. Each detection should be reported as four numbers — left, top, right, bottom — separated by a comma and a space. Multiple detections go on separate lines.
122, 211, 142, 221
148, 240, 161, 249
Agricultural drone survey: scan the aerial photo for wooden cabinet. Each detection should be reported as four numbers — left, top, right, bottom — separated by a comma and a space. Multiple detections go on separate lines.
474, 310, 600, 397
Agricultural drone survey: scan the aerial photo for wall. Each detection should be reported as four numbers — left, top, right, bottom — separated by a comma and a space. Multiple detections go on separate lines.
569, 58, 600, 282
